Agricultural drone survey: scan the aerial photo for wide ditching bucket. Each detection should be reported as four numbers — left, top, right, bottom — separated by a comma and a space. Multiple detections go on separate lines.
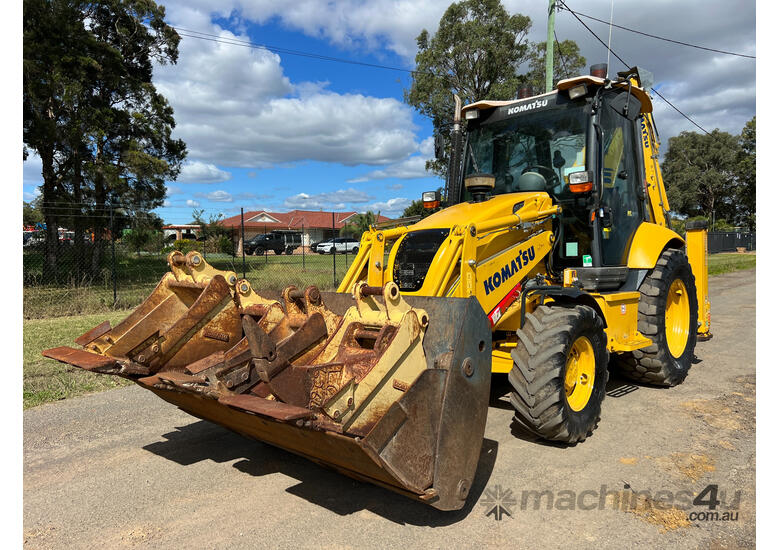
43, 251, 492, 510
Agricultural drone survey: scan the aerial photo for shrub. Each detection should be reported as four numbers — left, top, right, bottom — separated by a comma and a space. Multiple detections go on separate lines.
173, 239, 200, 254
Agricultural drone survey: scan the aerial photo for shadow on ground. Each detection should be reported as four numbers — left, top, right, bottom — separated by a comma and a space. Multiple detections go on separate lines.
144, 420, 498, 526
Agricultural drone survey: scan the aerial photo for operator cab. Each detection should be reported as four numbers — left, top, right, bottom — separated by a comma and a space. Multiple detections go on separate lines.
449, 67, 652, 275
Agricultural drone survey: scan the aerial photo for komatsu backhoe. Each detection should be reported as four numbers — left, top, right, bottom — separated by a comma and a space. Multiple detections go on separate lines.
44, 66, 711, 511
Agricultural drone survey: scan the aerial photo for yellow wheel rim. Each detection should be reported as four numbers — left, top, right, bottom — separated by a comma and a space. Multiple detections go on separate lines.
564, 336, 596, 412
665, 279, 690, 358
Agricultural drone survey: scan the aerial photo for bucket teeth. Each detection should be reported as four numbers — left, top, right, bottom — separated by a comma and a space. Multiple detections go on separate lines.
42, 254, 493, 510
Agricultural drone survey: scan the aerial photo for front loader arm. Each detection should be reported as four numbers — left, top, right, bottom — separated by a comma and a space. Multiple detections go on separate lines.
339, 195, 561, 309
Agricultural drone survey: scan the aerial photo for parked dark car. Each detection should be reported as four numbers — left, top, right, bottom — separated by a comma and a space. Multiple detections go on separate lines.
244, 232, 301, 255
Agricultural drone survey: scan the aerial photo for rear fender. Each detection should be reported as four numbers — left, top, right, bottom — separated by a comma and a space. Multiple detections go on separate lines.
627, 222, 684, 269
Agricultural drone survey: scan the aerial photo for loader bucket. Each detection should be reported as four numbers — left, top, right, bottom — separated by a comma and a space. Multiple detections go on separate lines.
43, 253, 492, 510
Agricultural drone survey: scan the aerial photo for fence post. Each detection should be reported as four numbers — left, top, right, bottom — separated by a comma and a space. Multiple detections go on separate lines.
241, 207, 246, 278
332, 212, 337, 287
302, 221, 305, 271
265, 223, 268, 264
110, 203, 117, 307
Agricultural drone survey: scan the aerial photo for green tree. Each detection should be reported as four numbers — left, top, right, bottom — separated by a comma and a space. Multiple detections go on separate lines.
662, 130, 740, 227
23, 201, 44, 226
123, 227, 152, 256
735, 117, 756, 229
405, 0, 532, 178
23, 0, 186, 281
402, 200, 428, 218
525, 39, 587, 95
341, 211, 379, 238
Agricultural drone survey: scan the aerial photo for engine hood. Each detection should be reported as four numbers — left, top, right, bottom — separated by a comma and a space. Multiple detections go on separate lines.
409, 192, 550, 231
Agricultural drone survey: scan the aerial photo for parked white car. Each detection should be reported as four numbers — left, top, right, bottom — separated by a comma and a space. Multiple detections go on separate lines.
316, 237, 360, 254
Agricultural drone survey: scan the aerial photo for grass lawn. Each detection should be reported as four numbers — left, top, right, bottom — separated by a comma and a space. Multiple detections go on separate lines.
23, 251, 355, 319
23, 309, 133, 409
707, 252, 756, 275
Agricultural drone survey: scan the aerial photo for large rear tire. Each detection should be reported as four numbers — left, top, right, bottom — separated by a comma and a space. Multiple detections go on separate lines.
615, 248, 698, 386
509, 304, 608, 443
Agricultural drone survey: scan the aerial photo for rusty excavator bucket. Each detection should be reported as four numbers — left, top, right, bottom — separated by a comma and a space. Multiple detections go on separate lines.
43, 251, 491, 510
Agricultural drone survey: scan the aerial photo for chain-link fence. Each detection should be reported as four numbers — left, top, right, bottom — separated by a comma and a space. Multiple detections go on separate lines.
24, 205, 757, 319
23, 206, 365, 319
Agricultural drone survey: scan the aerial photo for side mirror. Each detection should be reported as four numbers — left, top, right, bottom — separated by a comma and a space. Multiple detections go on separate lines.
422, 190, 441, 209
434, 134, 446, 160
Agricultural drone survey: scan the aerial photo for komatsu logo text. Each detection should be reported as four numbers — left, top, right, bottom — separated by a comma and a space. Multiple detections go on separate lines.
483, 246, 536, 295
507, 99, 548, 116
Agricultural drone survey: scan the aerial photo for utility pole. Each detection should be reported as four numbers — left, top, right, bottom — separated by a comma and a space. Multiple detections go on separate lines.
545, 0, 556, 93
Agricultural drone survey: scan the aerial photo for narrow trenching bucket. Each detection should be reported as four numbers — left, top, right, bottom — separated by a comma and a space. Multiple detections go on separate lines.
43, 251, 492, 510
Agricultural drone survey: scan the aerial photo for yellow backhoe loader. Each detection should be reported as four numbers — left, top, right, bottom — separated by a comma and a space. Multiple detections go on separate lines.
44, 66, 711, 511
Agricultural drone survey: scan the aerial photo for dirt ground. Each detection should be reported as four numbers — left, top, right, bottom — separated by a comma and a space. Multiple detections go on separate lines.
23, 270, 756, 549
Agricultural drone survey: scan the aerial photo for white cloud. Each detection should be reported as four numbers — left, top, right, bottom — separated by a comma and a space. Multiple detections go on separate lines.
186, 199, 201, 207
348, 136, 434, 182
164, 0, 755, 148
284, 188, 373, 210
153, 8, 419, 169
23, 188, 41, 202
364, 197, 413, 218
177, 161, 232, 184
166, 0, 447, 60
162, 199, 172, 207
165, 184, 183, 197
23, 153, 43, 186
195, 190, 234, 202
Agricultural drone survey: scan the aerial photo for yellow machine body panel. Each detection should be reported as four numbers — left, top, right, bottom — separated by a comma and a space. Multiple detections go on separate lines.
627, 222, 685, 269
686, 225, 712, 337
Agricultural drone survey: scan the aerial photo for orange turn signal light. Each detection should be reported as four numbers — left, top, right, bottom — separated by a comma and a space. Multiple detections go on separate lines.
569, 182, 593, 193
422, 190, 441, 209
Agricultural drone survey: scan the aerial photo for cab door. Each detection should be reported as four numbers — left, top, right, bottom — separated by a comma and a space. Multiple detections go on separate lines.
598, 94, 644, 266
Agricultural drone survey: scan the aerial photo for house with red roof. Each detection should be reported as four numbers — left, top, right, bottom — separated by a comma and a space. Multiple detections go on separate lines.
219, 209, 391, 253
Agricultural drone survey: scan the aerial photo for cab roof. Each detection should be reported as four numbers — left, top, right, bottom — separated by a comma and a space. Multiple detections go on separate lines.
461, 74, 653, 116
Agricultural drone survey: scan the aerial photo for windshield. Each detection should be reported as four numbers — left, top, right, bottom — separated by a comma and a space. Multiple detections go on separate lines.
463, 100, 588, 201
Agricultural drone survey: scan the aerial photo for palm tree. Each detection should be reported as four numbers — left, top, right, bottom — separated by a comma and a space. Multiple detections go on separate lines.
340, 211, 379, 238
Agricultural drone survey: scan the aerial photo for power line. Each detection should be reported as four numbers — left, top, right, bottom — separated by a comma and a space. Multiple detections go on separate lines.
558, 0, 712, 136
567, 8, 756, 59
173, 27, 420, 75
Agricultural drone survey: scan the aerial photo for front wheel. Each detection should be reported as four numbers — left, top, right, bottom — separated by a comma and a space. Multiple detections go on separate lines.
615, 248, 698, 386
351, 246, 359, 253
509, 304, 608, 443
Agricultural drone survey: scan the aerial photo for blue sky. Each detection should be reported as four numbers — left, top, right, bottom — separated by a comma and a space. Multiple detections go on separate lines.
22, 0, 756, 224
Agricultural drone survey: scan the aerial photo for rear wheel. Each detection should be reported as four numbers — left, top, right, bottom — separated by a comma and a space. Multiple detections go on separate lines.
509, 304, 608, 443
351, 246, 359, 253
252, 248, 262, 256
615, 248, 698, 386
